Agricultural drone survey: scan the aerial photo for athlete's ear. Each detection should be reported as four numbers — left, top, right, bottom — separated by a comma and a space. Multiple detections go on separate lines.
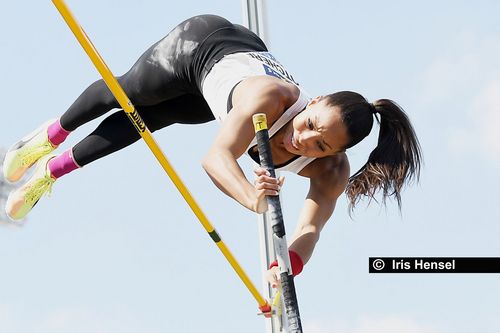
307, 96, 323, 107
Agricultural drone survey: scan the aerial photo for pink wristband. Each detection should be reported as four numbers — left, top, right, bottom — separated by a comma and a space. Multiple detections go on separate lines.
269, 250, 304, 276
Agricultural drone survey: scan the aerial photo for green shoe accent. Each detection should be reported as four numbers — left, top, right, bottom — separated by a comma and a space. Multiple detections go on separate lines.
24, 173, 55, 207
3, 119, 57, 183
5, 155, 56, 221
21, 140, 55, 169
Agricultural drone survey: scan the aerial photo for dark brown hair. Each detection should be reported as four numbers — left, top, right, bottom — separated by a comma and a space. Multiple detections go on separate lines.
322, 91, 422, 211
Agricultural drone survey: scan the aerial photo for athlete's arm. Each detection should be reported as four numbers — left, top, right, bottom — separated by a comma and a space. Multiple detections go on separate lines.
202, 77, 295, 213
267, 155, 349, 287
288, 154, 349, 264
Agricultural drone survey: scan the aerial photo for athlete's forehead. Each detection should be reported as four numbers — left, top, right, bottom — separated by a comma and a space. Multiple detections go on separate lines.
311, 101, 348, 152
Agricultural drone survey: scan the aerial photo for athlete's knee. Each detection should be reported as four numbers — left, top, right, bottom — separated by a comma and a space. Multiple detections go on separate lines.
87, 79, 119, 108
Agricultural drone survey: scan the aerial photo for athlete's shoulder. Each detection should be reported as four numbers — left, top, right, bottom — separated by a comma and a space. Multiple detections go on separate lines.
299, 153, 350, 197
236, 75, 298, 98
233, 76, 299, 117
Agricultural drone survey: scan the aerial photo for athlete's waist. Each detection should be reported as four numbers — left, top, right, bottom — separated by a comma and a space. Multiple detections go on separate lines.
201, 51, 300, 122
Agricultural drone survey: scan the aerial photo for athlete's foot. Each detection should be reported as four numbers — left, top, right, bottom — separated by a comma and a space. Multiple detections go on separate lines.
5, 154, 57, 221
3, 119, 58, 183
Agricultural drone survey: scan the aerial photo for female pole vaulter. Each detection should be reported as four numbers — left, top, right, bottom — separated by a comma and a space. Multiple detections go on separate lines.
3, 14, 422, 285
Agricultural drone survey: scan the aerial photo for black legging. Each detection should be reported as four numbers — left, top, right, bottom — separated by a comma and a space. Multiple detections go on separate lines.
59, 14, 267, 166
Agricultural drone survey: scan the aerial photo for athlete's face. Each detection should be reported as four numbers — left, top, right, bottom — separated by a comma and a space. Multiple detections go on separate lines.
283, 97, 349, 158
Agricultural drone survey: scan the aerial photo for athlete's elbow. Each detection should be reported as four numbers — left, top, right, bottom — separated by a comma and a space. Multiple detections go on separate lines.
202, 149, 224, 177
299, 225, 321, 244
310, 228, 321, 245
201, 153, 215, 175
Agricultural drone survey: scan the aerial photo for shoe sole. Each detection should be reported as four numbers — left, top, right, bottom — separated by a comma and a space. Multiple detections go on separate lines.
2, 119, 56, 184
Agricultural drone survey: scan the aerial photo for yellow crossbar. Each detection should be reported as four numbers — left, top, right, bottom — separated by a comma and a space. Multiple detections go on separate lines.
51, 0, 268, 311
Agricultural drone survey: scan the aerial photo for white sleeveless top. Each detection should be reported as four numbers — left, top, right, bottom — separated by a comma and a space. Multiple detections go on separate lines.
202, 51, 316, 174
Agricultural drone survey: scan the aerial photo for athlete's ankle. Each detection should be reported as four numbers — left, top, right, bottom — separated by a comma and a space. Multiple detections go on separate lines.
47, 118, 71, 146
48, 149, 80, 179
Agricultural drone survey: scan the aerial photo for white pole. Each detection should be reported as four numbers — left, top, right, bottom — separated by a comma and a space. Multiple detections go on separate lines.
241, 0, 270, 47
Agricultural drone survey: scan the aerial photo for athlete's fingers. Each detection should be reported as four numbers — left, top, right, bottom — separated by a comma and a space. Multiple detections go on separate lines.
253, 168, 284, 186
255, 175, 280, 187
253, 167, 282, 197
254, 177, 280, 188
253, 166, 270, 177
266, 266, 281, 288
255, 186, 279, 197
257, 188, 279, 196
254, 181, 280, 193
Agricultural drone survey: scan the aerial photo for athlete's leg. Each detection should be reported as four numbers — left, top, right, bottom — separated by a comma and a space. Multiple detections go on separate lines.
58, 49, 182, 132
5, 94, 214, 220
2, 15, 229, 183
59, 14, 235, 132
61, 94, 214, 170
58, 44, 188, 133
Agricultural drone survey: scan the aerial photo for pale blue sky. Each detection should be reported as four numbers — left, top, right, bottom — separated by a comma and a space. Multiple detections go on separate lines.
1, 1, 500, 332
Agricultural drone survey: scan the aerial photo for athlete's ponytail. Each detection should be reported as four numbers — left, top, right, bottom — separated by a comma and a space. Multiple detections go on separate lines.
322, 92, 422, 211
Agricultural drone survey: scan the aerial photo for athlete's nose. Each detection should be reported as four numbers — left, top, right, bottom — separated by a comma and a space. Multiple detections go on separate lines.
297, 131, 320, 149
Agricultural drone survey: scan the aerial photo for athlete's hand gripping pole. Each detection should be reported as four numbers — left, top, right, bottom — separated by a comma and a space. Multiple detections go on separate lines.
51, 0, 270, 315
252, 113, 304, 333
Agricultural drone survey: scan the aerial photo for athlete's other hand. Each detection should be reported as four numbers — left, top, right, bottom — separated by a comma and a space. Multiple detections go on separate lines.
266, 266, 281, 288
252, 167, 285, 213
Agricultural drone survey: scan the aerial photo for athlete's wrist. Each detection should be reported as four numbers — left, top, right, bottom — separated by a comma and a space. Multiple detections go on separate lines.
269, 250, 304, 276
246, 183, 267, 213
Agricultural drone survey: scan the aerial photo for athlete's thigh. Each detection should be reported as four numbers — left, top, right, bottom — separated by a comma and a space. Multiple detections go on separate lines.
118, 15, 233, 106
139, 94, 215, 132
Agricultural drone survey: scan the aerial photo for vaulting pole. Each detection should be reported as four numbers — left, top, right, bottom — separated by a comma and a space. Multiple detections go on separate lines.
253, 114, 303, 333
241, 2, 288, 331
51, 0, 269, 313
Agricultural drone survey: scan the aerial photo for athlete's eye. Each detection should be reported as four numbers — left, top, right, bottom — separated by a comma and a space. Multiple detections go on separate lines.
307, 118, 314, 130
317, 142, 325, 152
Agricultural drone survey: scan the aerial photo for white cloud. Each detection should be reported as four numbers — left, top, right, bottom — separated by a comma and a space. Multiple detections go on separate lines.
305, 315, 442, 333
419, 31, 500, 103
0, 304, 17, 332
36, 308, 112, 333
417, 30, 500, 165
0, 305, 156, 333
448, 78, 500, 164
472, 80, 500, 158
